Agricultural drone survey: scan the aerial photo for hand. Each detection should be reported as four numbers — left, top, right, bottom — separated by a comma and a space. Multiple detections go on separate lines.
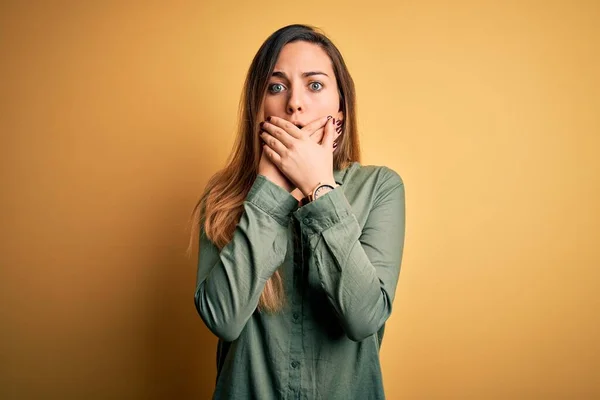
258, 116, 341, 192
260, 115, 338, 197
257, 117, 329, 191
305, 117, 343, 148
258, 148, 294, 192
258, 121, 296, 192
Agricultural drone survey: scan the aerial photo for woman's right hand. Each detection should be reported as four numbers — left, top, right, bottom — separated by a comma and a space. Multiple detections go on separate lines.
258, 117, 341, 191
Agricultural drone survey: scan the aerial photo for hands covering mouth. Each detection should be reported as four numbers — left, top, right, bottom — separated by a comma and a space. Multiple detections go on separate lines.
259, 115, 339, 196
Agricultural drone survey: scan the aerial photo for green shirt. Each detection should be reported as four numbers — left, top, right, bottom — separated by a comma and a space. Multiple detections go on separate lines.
195, 161, 406, 399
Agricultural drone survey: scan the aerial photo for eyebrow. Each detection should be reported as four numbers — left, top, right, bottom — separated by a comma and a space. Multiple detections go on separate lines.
271, 71, 329, 79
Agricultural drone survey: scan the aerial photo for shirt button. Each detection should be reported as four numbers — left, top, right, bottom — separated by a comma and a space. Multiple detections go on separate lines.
303, 218, 310, 224
291, 360, 300, 368
293, 312, 299, 320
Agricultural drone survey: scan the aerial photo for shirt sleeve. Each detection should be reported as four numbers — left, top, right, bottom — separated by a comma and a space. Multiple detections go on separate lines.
292, 167, 406, 341
194, 174, 298, 341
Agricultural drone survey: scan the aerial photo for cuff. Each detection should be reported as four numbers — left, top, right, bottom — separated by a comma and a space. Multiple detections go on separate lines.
246, 174, 299, 226
292, 185, 353, 235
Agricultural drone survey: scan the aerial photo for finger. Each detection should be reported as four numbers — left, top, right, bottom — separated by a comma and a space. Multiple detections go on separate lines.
263, 143, 282, 165
260, 131, 287, 156
308, 127, 323, 138
309, 127, 324, 143
322, 116, 336, 149
333, 124, 342, 148
261, 120, 295, 148
301, 115, 330, 136
264, 116, 302, 140
333, 130, 341, 150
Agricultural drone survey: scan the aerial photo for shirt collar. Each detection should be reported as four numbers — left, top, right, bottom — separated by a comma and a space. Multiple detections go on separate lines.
333, 161, 357, 186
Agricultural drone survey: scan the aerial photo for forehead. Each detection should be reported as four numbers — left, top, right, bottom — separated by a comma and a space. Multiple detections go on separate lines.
273, 41, 333, 74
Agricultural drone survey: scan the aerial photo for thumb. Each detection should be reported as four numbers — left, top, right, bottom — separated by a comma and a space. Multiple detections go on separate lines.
322, 116, 335, 149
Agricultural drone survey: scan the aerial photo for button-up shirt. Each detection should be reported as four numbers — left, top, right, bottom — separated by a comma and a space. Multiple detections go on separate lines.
195, 161, 406, 399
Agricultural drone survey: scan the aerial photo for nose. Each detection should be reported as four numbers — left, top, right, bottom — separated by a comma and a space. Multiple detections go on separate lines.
286, 88, 303, 114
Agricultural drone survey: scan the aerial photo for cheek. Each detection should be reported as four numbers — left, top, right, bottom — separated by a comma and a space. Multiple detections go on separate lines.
315, 91, 341, 112
262, 97, 281, 116
262, 98, 273, 113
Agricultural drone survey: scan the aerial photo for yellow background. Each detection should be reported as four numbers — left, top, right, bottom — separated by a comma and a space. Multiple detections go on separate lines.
1, 1, 599, 398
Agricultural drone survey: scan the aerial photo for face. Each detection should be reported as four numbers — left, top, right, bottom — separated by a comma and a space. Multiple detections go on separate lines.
262, 41, 343, 130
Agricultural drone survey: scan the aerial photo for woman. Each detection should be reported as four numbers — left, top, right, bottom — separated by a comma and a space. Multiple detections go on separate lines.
189, 24, 406, 400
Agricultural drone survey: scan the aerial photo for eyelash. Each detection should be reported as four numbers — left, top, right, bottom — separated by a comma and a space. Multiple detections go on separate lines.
268, 81, 324, 94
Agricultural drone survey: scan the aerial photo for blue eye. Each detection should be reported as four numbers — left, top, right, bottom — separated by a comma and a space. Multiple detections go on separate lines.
310, 82, 323, 91
268, 83, 285, 93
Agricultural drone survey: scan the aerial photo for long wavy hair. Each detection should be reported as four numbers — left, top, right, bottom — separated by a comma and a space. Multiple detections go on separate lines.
187, 24, 361, 313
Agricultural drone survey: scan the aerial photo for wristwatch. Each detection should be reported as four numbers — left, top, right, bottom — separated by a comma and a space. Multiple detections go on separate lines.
307, 182, 337, 202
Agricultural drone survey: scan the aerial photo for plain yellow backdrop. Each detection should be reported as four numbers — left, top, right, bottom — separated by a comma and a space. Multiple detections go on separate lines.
1, 1, 599, 399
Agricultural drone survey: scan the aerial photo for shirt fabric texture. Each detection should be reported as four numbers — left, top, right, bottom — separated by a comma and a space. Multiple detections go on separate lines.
195, 161, 406, 400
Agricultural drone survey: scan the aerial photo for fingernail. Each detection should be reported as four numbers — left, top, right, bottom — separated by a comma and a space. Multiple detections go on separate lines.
266, 116, 272, 122
336, 127, 342, 133
336, 120, 342, 126
259, 121, 264, 128
333, 143, 338, 148
327, 115, 332, 120
332, 118, 336, 125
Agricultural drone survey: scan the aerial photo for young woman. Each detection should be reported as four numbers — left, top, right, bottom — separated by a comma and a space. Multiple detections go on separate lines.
189, 24, 406, 400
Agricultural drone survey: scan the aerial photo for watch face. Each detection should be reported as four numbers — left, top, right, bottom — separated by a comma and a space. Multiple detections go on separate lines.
314, 184, 334, 199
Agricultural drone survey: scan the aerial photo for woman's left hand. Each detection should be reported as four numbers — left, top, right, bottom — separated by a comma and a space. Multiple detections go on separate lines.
260, 115, 337, 197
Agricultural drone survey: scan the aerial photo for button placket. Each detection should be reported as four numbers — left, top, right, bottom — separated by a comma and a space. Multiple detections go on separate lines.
288, 216, 304, 399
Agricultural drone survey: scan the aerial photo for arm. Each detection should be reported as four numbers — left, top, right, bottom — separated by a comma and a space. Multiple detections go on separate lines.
194, 174, 298, 341
294, 167, 406, 341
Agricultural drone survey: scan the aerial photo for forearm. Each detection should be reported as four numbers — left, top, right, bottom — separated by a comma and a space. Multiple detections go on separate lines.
195, 175, 298, 341
294, 173, 405, 341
